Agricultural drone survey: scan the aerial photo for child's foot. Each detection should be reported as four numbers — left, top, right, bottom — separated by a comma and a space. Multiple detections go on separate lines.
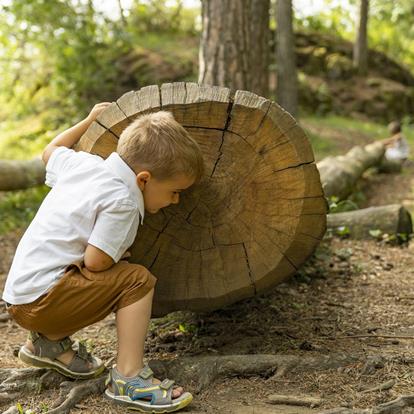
105, 365, 192, 413
107, 369, 184, 399
19, 332, 105, 379
25, 339, 91, 368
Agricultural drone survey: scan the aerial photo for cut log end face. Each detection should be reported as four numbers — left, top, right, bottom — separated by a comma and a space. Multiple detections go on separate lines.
76, 83, 327, 314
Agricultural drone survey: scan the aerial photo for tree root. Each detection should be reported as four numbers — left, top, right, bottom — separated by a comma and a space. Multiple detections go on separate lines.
148, 353, 360, 393
321, 395, 414, 414
0, 353, 358, 412
1, 353, 412, 414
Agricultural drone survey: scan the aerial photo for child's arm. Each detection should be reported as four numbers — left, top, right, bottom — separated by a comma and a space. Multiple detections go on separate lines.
84, 244, 114, 272
42, 102, 111, 166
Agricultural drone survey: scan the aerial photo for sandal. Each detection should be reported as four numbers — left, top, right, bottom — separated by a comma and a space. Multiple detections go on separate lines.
18, 331, 105, 379
104, 364, 193, 413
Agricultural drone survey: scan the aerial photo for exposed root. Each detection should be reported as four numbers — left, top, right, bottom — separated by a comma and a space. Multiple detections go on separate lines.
321, 394, 414, 413
47, 377, 106, 414
3, 354, 411, 414
149, 353, 360, 393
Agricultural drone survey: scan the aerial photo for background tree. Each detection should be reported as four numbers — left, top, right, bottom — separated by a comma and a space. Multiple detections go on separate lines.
276, 0, 298, 116
198, 0, 270, 96
353, 0, 370, 75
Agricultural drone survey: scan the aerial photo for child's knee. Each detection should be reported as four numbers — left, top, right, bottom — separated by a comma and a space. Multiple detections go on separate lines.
123, 263, 157, 289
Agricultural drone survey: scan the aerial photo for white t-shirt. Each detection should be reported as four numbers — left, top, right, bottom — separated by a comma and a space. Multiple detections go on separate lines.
385, 135, 410, 161
2, 147, 145, 305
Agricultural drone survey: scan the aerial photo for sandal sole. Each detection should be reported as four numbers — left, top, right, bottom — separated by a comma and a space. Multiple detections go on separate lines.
18, 346, 105, 380
104, 389, 193, 413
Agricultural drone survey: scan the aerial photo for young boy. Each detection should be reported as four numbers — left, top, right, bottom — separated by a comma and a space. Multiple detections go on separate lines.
2, 103, 204, 413
383, 120, 410, 163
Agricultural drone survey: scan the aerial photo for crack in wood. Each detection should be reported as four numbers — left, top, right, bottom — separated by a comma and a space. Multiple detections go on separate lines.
95, 120, 120, 139
209, 98, 234, 178
116, 101, 128, 119
242, 242, 257, 295
242, 99, 272, 141
158, 84, 163, 109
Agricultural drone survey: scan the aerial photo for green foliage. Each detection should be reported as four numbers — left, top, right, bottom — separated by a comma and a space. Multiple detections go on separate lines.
0, 186, 50, 234
0, 0, 199, 122
334, 226, 351, 238
328, 196, 359, 213
178, 322, 198, 334
296, 0, 414, 70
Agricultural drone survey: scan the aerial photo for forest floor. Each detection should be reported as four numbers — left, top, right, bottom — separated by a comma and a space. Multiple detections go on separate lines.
1, 127, 414, 413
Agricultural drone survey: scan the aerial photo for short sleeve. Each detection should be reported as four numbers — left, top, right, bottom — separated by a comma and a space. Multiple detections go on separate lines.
88, 200, 140, 262
45, 146, 101, 188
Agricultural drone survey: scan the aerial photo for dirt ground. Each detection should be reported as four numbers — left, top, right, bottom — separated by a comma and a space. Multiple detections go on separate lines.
2, 143, 414, 413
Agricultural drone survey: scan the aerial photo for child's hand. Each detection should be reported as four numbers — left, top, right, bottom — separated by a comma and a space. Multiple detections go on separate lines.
86, 102, 112, 123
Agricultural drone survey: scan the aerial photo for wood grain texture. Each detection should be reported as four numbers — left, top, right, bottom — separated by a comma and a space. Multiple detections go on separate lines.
76, 83, 327, 315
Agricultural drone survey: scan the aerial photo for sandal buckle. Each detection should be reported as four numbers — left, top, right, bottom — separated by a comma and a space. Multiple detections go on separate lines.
159, 379, 174, 390
139, 366, 154, 380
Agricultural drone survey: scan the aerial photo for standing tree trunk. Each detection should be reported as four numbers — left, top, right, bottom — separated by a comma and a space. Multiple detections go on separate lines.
276, 0, 298, 117
353, 0, 369, 75
198, 0, 270, 97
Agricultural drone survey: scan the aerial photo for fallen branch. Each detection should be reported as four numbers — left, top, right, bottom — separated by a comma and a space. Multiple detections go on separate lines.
317, 142, 385, 200
327, 204, 412, 239
0, 158, 45, 191
267, 393, 323, 407
330, 334, 414, 340
359, 379, 396, 394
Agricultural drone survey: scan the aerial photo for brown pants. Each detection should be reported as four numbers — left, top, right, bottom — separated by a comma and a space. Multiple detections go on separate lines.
7, 260, 157, 338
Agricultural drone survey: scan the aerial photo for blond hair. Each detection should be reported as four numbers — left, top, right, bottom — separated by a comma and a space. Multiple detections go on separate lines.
117, 111, 204, 182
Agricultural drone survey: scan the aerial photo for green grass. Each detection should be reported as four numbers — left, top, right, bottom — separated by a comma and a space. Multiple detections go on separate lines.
304, 114, 388, 139
0, 186, 50, 235
300, 113, 414, 160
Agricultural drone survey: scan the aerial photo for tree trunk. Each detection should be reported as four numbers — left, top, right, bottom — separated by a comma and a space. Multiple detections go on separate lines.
198, 0, 270, 97
327, 204, 412, 239
276, 0, 298, 117
0, 158, 45, 191
353, 0, 369, 75
317, 141, 385, 201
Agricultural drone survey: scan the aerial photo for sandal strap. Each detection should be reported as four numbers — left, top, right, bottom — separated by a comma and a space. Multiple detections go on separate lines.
108, 366, 176, 405
30, 331, 72, 360
138, 365, 154, 380
159, 378, 175, 390
66, 343, 94, 373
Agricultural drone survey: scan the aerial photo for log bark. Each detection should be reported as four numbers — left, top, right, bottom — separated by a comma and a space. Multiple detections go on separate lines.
0, 158, 45, 191
317, 141, 385, 200
276, 0, 298, 117
198, 0, 270, 97
327, 204, 412, 239
353, 0, 370, 75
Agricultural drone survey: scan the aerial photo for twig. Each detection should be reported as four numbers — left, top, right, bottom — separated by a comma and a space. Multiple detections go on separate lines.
326, 334, 414, 340
360, 379, 396, 394
267, 394, 323, 407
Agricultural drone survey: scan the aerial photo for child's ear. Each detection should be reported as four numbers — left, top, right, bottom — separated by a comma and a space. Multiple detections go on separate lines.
136, 171, 151, 190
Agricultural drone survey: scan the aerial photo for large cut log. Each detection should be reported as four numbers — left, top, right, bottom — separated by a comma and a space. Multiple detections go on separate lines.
327, 204, 412, 239
317, 142, 385, 200
0, 158, 45, 191
75, 82, 327, 315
